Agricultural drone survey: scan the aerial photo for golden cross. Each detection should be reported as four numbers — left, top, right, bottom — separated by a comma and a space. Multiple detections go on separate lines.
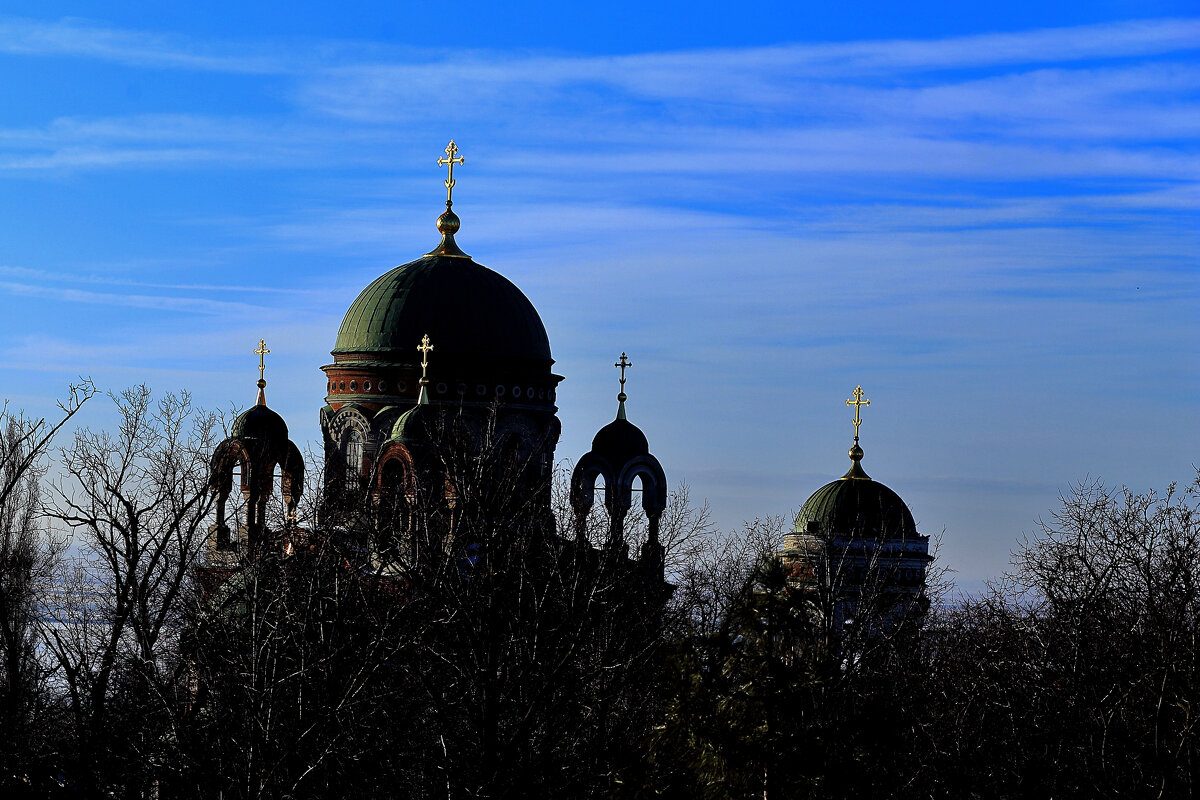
615, 352, 632, 392
418, 334, 434, 380
846, 385, 870, 440
437, 140, 465, 204
255, 338, 270, 382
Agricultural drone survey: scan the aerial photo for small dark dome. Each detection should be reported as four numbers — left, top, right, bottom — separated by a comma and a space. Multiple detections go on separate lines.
231, 404, 289, 445
389, 403, 434, 446
334, 253, 552, 368
795, 476, 917, 538
590, 418, 649, 469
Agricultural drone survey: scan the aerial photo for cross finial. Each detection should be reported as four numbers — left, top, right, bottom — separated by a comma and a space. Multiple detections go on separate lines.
614, 352, 632, 419
253, 338, 270, 406
437, 140, 465, 206
418, 334, 434, 381
846, 385, 870, 441
615, 352, 632, 395
415, 334, 434, 406
255, 338, 270, 381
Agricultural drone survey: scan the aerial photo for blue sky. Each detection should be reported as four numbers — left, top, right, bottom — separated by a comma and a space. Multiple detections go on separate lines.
1, 2, 1197, 591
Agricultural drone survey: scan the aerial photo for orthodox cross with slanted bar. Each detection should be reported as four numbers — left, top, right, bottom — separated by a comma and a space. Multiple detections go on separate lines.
615, 352, 632, 397
418, 334, 434, 381
255, 338, 270, 382
846, 385, 870, 441
437, 140, 465, 204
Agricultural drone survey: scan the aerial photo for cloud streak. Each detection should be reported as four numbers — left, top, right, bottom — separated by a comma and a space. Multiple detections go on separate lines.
0, 16, 1192, 253
0, 280, 268, 316
0, 16, 286, 72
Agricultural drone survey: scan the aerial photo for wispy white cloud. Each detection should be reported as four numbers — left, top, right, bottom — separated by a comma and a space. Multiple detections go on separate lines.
1, 17, 1196, 201
0, 16, 286, 72
609, 17, 1200, 78
0, 280, 269, 315
5, 15, 1197, 81
0, 113, 372, 172
0, 264, 322, 295
301, 20, 1200, 119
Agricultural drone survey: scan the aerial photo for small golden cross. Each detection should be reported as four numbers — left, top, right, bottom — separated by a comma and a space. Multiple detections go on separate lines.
437, 140, 465, 204
846, 385, 870, 440
255, 338, 270, 382
615, 352, 632, 392
418, 334, 434, 381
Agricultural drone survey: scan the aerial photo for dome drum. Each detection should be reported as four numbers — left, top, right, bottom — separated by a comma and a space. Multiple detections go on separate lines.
322, 359, 560, 414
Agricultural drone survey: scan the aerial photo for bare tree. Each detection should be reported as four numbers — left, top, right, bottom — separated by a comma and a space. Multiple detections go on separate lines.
178, 533, 424, 800
913, 474, 1200, 799
43, 386, 218, 795
0, 381, 94, 793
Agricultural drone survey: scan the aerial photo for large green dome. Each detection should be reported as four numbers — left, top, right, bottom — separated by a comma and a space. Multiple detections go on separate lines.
794, 447, 917, 538
333, 252, 552, 367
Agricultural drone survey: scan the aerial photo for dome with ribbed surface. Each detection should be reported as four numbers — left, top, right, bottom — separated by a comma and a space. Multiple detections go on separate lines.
334, 253, 552, 367
794, 449, 917, 538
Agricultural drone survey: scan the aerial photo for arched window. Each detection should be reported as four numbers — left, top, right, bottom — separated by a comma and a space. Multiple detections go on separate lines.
344, 429, 364, 485
593, 472, 607, 504
213, 451, 250, 551
579, 473, 607, 546
627, 474, 649, 546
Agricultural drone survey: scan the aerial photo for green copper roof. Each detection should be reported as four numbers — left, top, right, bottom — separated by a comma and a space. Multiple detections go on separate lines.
388, 405, 431, 446
794, 477, 917, 538
333, 253, 552, 365
795, 447, 917, 538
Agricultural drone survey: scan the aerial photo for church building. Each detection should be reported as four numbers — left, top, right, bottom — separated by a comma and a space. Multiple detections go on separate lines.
205, 141, 929, 610
780, 387, 933, 627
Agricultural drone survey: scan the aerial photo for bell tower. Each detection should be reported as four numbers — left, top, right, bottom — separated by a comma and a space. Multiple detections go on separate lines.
571, 353, 668, 579
208, 339, 305, 552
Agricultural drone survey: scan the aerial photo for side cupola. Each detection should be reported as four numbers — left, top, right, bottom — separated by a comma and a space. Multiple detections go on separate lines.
372, 334, 438, 503
571, 353, 667, 577
209, 339, 304, 552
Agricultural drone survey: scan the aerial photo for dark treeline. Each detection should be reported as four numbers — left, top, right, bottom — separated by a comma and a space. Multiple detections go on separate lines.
1, 386, 1198, 799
